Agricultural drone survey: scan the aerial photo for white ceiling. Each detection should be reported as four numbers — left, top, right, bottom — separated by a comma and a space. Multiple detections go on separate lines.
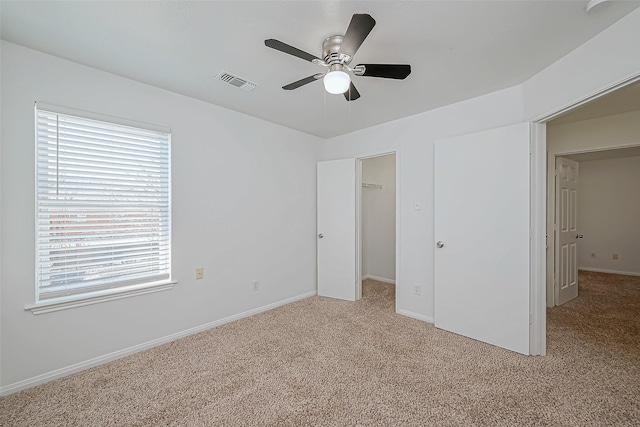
2, 1, 639, 138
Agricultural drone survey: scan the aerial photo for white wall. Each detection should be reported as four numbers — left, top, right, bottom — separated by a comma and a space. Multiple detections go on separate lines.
324, 86, 525, 322
0, 4, 4, 388
0, 41, 323, 390
577, 156, 640, 275
361, 155, 396, 282
325, 7, 640, 325
525, 6, 640, 307
548, 110, 640, 154
527, 4, 640, 305
546, 110, 640, 304
2, 4, 639, 388
523, 8, 640, 121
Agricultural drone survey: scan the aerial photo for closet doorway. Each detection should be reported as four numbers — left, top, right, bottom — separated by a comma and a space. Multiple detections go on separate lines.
358, 153, 397, 307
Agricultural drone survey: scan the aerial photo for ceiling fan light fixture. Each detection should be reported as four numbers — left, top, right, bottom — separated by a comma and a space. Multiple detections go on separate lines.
586, 0, 609, 12
265, 14, 410, 101
323, 70, 351, 94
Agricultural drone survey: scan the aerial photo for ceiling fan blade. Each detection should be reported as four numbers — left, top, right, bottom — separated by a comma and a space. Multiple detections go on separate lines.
340, 14, 376, 58
356, 64, 411, 79
282, 74, 324, 90
265, 39, 322, 63
343, 82, 361, 101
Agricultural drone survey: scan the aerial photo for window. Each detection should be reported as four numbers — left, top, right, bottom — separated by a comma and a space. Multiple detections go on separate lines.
34, 104, 171, 308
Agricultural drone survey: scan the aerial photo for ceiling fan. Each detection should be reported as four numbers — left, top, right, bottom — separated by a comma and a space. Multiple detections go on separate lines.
265, 14, 411, 101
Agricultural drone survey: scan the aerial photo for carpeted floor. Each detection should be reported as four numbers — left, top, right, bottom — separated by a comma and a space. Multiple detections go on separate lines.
1, 271, 639, 426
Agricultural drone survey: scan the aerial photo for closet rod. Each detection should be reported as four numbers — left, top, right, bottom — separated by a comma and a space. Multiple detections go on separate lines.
362, 183, 383, 189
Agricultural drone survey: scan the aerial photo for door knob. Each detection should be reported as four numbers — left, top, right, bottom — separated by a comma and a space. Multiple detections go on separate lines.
436, 241, 444, 248
576, 234, 583, 239
317, 233, 323, 239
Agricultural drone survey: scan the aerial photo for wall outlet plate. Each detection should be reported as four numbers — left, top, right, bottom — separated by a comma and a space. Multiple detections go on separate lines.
252, 280, 259, 291
195, 267, 204, 279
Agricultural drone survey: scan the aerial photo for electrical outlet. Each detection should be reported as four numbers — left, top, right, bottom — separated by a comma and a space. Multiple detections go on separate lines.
195, 267, 204, 280
612, 253, 619, 261
413, 284, 422, 296
590, 252, 596, 259
252, 280, 259, 291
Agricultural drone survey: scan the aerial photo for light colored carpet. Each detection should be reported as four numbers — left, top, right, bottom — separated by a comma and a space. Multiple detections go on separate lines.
1, 272, 639, 426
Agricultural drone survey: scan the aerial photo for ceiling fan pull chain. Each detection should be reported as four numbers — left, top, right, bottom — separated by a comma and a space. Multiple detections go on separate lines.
348, 86, 351, 120
324, 87, 327, 124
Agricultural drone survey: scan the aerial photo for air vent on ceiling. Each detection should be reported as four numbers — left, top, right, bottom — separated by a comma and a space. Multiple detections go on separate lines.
215, 71, 258, 92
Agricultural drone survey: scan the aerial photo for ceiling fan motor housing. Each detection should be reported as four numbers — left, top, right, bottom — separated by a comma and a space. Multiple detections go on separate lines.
323, 35, 352, 66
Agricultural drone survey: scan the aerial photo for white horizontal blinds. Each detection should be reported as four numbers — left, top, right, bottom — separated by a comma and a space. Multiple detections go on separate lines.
36, 109, 171, 300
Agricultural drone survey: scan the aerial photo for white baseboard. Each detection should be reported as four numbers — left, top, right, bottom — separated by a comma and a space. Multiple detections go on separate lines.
0, 290, 317, 396
362, 275, 396, 285
397, 309, 434, 324
578, 267, 640, 277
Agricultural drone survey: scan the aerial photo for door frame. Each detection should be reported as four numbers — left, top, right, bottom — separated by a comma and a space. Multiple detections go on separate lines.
530, 72, 640, 355
355, 150, 399, 312
547, 143, 640, 308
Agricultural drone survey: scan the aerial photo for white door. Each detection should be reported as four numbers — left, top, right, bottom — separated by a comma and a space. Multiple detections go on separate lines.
317, 159, 356, 301
555, 157, 579, 305
435, 123, 531, 355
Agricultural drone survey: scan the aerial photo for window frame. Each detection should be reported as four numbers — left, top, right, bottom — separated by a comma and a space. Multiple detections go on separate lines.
27, 103, 175, 314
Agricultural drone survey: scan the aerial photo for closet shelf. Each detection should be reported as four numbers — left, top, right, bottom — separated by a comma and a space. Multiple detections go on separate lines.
362, 183, 383, 189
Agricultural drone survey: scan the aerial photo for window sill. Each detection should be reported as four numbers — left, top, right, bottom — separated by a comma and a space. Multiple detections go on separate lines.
25, 280, 177, 315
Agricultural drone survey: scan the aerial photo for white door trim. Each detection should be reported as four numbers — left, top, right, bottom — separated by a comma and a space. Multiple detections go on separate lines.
529, 70, 640, 356
355, 150, 399, 314
529, 122, 547, 356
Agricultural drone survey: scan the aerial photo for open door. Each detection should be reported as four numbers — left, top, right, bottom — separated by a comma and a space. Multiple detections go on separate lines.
555, 157, 580, 305
435, 123, 531, 355
317, 159, 356, 301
